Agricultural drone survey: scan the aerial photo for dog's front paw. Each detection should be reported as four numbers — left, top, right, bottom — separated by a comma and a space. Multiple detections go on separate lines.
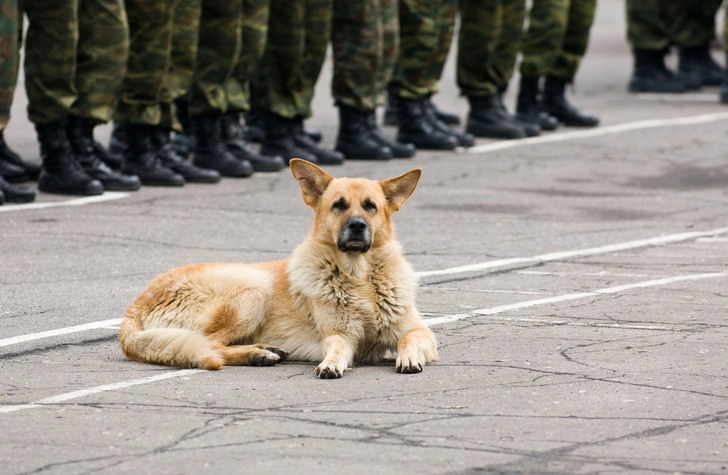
314, 361, 346, 379
396, 354, 423, 374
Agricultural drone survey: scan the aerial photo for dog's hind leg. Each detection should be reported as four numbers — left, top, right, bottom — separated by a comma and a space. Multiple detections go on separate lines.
218, 344, 289, 366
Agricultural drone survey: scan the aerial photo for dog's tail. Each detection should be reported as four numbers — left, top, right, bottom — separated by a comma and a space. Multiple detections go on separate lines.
119, 308, 224, 370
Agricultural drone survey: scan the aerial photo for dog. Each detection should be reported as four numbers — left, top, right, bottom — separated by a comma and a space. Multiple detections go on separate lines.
119, 159, 438, 378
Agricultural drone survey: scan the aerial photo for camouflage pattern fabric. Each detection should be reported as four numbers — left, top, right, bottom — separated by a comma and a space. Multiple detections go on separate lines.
519, 0, 596, 82
0, 0, 20, 131
115, 0, 177, 126
252, 0, 333, 119
387, 0, 458, 100
24, 0, 129, 125
627, 0, 721, 50
227, 0, 270, 113
159, 0, 201, 130
189, 0, 243, 116
331, 0, 399, 111
458, 0, 526, 97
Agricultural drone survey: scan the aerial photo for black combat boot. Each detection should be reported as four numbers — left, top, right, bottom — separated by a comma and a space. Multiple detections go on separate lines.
0, 155, 28, 183
66, 118, 141, 191
0, 175, 35, 203
515, 76, 558, 131
121, 123, 184, 186
245, 109, 322, 145
0, 131, 40, 180
291, 117, 344, 165
679, 43, 723, 88
384, 95, 461, 127
192, 113, 254, 177
365, 110, 416, 157
396, 97, 457, 150
421, 99, 474, 146
497, 87, 539, 137
151, 127, 220, 183
542, 77, 600, 127
171, 99, 195, 159
628, 48, 686, 93
35, 121, 104, 195
106, 122, 126, 169
221, 111, 286, 171
468, 94, 527, 139
260, 112, 318, 164
335, 104, 392, 160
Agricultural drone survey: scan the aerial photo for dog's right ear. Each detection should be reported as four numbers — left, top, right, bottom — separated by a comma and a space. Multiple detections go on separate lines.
290, 158, 333, 207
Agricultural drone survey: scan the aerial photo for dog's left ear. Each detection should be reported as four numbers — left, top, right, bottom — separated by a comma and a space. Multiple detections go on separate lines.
380, 168, 422, 212
290, 158, 334, 207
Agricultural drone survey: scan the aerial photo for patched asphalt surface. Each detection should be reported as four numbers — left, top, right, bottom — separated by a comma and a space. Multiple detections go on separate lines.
2, 4, 728, 474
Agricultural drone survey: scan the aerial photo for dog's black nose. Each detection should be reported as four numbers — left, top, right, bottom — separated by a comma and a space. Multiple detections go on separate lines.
348, 217, 368, 234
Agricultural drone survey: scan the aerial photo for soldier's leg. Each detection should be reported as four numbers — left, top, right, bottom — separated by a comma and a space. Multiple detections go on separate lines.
115, 0, 185, 187
491, 0, 526, 89
0, 0, 36, 202
189, 0, 253, 178
24, 0, 106, 195
673, 0, 723, 87
387, 0, 460, 150
460, 0, 527, 139
68, 0, 140, 191
625, 0, 685, 93
331, 0, 412, 160
218, 0, 287, 171
542, 0, 599, 127
722, 7, 728, 103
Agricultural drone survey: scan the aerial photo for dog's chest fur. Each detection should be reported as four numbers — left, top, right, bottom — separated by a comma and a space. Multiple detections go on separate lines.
288, 240, 417, 358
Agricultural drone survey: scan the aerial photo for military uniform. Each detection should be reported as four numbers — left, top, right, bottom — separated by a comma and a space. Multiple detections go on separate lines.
331, 0, 399, 112
458, 0, 526, 97
252, 0, 332, 120
520, 0, 596, 83
24, 0, 129, 125
387, 0, 457, 101
626, 0, 722, 51
0, 0, 20, 132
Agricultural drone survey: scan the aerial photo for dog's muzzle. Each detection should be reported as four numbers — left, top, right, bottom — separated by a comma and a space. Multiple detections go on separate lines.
337, 216, 372, 252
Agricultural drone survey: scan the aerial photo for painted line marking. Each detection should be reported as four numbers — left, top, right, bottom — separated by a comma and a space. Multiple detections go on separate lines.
2, 226, 726, 349
636, 93, 720, 102
0, 369, 202, 414
422, 272, 727, 326
2, 271, 725, 415
465, 112, 728, 154
417, 226, 728, 278
0, 192, 129, 213
0, 318, 123, 348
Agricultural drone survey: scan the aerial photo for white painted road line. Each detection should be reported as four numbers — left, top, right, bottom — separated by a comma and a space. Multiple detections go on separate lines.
2, 226, 726, 349
422, 271, 727, 326
0, 369, 203, 414
0, 192, 129, 213
0, 318, 123, 348
417, 226, 728, 278
1, 270, 725, 415
465, 111, 728, 155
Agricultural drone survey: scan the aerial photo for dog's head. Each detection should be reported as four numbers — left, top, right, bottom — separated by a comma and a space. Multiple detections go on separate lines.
290, 159, 421, 253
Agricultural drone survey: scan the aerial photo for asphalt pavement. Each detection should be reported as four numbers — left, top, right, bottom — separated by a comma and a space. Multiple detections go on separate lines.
2, 3, 728, 474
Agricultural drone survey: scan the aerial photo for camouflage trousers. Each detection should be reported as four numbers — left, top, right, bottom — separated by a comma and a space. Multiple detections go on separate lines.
0, 0, 20, 131
228, 0, 272, 113
189, 0, 244, 116
252, 0, 332, 119
519, 0, 596, 82
626, 0, 722, 51
387, 0, 457, 100
24, 0, 129, 125
332, 0, 399, 111
160, 0, 200, 130
115, 0, 176, 126
457, 0, 526, 97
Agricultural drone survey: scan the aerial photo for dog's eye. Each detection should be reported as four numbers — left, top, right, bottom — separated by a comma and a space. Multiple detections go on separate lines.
332, 198, 349, 211
362, 199, 377, 212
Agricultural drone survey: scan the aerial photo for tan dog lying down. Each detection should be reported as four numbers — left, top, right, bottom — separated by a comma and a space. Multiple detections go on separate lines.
119, 159, 438, 378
